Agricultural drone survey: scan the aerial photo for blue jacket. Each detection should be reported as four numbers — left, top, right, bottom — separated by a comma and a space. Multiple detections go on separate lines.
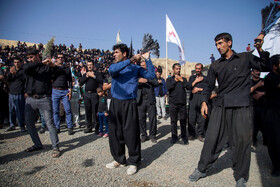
109, 59, 155, 100
154, 77, 167, 97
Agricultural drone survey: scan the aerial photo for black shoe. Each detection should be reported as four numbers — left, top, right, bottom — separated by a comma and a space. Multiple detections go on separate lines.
84, 128, 93, 133
56, 129, 61, 134
78, 124, 84, 128
271, 169, 280, 177
223, 143, 229, 148
25, 146, 43, 152
5, 126, 16, 132
141, 136, 148, 143
182, 138, 189, 145
188, 168, 206, 182
39, 127, 46, 134
198, 136, 204, 142
150, 138, 157, 143
158, 116, 162, 119
171, 138, 177, 144
163, 115, 168, 120
20, 127, 27, 133
68, 128, 74, 135
188, 136, 195, 141
236, 178, 246, 187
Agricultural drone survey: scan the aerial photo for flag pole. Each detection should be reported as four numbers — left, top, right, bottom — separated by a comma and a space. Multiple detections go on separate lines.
166, 40, 168, 79
182, 41, 185, 76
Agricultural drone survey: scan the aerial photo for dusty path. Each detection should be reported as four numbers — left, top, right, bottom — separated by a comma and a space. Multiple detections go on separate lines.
0, 106, 279, 187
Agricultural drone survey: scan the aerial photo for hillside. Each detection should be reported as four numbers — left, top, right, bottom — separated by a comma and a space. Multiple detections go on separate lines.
151, 58, 197, 78
0, 39, 41, 48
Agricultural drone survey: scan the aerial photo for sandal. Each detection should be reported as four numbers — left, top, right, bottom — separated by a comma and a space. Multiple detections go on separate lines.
52, 148, 61, 158
25, 146, 43, 152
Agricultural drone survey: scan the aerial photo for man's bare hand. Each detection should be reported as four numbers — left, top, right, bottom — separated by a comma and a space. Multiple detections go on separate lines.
10, 66, 16, 74
139, 78, 147, 83
192, 76, 204, 87
130, 54, 141, 63
253, 91, 265, 100
254, 33, 264, 52
195, 76, 204, 83
141, 51, 150, 59
86, 71, 95, 78
175, 75, 183, 82
210, 93, 217, 100
103, 83, 111, 91
42, 58, 53, 66
66, 91, 72, 100
256, 80, 264, 88
201, 102, 208, 119
192, 87, 203, 94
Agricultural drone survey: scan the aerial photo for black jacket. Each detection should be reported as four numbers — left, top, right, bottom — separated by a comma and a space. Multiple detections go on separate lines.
166, 76, 190, 105
6, 68, 26, 95
24, 62, 54, 96
202, 51, 270, 107
136, 78, 159, 105
80, 71, 103, 92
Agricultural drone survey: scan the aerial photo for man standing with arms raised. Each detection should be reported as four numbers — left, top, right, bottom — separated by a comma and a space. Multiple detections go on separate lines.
106, 44, 155, 175
24, 49, 60, 158
188, 33, 269, 187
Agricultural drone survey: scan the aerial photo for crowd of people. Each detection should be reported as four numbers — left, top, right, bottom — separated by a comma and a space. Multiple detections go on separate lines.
0, 32, 279, 187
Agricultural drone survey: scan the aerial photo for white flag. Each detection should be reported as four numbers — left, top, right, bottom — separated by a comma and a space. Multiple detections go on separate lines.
116, 30, 122, 44
253, 17, 280, 58
166, 14, 186, 65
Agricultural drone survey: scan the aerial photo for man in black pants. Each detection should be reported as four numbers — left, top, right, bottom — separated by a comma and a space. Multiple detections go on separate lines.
188, 63, 207, 142
188, 33, 269, 187
250, 68, 266, 146
106, 44, 155, 175
264, 54, 280, 177
80, 61, 102, 133
166, 63, 190, 145
137, 60, 159, 143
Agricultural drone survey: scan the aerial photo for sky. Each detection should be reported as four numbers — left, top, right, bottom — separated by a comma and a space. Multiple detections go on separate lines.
0, 0, 274, 64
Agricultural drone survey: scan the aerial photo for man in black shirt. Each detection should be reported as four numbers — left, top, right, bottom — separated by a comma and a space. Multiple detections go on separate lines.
5, 57, 26, 132
250, 68, 266, 147
188, 63, 207, 142
52, 53, 74, 135
136, 60, 159, 143
166, 63, 190, 145
24, 49, 60, 158
264, 55, 280, 177
154, 71, 168, 120
80, 61, 103, 133
0, 64, 7, 128
189, 33, 270, 187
